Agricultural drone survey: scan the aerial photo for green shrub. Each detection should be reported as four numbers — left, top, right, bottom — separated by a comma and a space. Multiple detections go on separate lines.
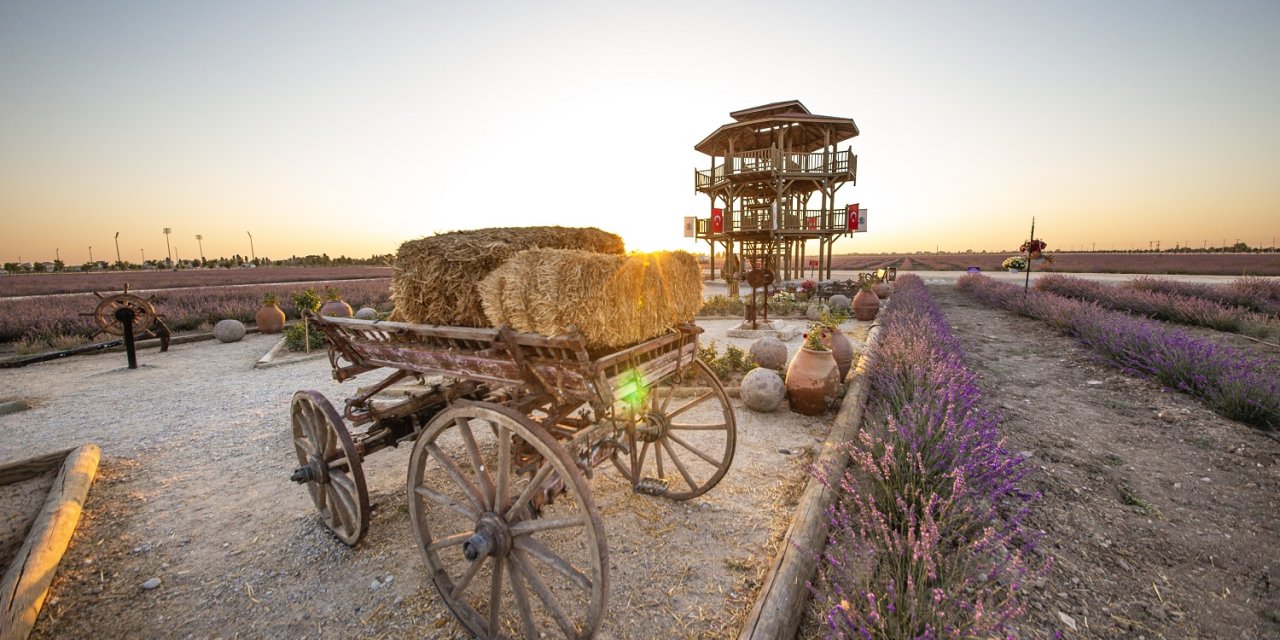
284, 322, 326, 351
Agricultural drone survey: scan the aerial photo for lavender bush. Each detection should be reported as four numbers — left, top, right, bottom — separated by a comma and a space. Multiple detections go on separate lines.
816, 275, 1042, 638
958, 274, 1279, 430
0, 279, 393, 348
1128, 276, 1280, 317
1035, 274, 1278, 339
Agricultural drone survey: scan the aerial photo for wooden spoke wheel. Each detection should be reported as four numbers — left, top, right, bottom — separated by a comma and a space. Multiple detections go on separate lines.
610, 359, 736, 501
290, 390, 369, 546
92, 292, 158, 336
409, 401, 608, 640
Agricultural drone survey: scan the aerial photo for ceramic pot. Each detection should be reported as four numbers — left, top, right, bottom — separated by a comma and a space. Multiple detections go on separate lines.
255, 304, 286, 333
823, 329, 855, 381
871, 282, 890, 298
320, 299, 353, 317
785, 347, 841, 416
852, 289, 880, 321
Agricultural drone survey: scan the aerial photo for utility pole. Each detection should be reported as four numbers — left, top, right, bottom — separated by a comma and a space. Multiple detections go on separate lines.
246, 231, 255, 263
55, 248, 60, 262
88, 246, 93, 262
196, 234, 204, 263
114, 232, 121, 266
164, 227, 173, 266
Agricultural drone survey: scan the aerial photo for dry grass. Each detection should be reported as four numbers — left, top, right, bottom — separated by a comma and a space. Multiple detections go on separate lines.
478, 249, 703, 350
389, 226, 625, 327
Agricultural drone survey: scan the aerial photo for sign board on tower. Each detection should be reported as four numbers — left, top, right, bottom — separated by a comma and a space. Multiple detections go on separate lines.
855, 208, 868, 233
683, 216, 696, 238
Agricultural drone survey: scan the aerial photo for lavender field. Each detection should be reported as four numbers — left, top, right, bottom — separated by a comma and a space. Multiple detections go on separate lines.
0, 278, 393, 351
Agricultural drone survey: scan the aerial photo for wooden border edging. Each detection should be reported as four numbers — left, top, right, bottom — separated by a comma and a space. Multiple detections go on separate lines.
0, 444, 101, 640
737, 321, 882, 640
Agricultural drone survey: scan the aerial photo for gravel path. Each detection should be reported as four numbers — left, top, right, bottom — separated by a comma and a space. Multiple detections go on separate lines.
0, 318, 871, 639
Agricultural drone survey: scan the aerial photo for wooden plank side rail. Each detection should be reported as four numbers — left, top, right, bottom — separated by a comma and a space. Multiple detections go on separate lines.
0, 444, 101, 640
738, 321, 883, 640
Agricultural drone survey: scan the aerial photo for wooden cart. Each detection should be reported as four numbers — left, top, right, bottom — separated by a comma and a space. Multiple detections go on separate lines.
288, 313, 737, 639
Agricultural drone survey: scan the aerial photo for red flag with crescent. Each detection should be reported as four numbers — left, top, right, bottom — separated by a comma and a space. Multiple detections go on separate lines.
847, 203, 860, 231
711, 208, 724, 233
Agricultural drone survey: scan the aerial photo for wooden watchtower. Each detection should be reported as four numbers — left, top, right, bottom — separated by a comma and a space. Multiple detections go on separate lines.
693, 100, 859, 294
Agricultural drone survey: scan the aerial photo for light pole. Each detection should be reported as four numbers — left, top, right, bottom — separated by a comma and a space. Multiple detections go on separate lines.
196, 234, 204, 263
163, 227, 173, 267
88, 246, 93, 263
246, 231, 255, 263
114, 232, 121, 267
56, 248, 60, 262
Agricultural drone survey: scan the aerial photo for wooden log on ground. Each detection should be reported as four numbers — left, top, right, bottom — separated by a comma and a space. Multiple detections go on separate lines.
737, 321, 882, 640
0, 444, 101, 640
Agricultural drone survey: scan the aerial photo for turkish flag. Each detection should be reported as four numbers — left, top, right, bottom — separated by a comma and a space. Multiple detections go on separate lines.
711, 208, 724, 233
846, 203, 860, 231
806, 216, 818, 230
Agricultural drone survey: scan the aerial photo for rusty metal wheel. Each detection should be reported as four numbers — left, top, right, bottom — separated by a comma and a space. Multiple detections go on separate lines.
290, 390, 369, 546
408, 401, 608, 639
610, 359, 736, 500
91, 292, 159, 335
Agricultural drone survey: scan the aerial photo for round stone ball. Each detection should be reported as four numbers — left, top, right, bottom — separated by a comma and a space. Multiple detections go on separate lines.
749, 336, 788, 370
828, 294, 851, 312
355, 307, 378, 320
740, 368, 786, 413
213, 319, 247, 343
806, 302, 828, 321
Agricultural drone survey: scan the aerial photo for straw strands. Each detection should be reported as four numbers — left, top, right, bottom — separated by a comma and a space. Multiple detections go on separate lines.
390, 226, 624, 327
478, 249, 703, 350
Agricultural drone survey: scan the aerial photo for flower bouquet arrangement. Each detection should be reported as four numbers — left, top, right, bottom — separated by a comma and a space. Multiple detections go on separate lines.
1020, 238, 1053, 263
1001, 256, 1028, 271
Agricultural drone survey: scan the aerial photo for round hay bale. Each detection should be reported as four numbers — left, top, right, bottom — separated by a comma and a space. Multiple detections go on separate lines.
213, 319, 246, 343
741, 368, 785, 412
478, 249, 702, 351
749, 337, 787, 370
354, 307, 378, 320
828, 294, 851, 312
391, 226, 625, 327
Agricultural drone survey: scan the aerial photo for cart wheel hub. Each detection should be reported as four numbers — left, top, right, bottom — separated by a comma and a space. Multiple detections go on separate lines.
290, 457, 330, 485
463, 512, 512, 561
638, 412, 669, 443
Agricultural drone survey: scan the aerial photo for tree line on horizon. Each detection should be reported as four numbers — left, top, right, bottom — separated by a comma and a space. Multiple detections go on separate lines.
2, 252, 394, 274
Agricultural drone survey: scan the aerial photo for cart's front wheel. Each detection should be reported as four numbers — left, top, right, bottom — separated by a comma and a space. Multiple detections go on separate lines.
611, 358, 736, 500
409, 401, 608, 639
290, 390, 369, 546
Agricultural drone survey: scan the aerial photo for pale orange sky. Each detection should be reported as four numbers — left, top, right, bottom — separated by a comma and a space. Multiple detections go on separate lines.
2, 1, 1277, 264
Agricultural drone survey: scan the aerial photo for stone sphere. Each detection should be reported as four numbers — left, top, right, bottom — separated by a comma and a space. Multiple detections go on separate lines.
355, 307, 378, 320
828, 294, 851, 312
749, 336, 788, 370
213, 319, 247, 343
806, 302, 828, 321
740, 368, 786, 413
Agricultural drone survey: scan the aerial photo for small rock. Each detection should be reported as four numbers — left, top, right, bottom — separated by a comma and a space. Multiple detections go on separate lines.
394, 595, 405, 605
142, 577, 162, 590
213, 319, 247, 343
1200, 477, 1211, 483
370, 579, 382, 590
1086, 380, 1104, 386
1173, 482, 1182, 489
1058, 610, 1077, 631
384, 575, 393, 584
778, 448, 792, 455
355, 307, 379, 320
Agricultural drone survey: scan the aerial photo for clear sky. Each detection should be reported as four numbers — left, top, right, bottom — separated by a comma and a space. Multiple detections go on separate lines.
2, 0, 1278, 264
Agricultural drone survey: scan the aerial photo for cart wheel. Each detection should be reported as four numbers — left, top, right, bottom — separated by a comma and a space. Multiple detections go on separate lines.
290, 390, 370, 546
409, 401, 608, 640
610, 359, 736, 500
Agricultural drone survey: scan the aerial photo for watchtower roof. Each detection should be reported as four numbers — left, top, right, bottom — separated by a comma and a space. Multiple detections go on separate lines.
694, 102, 859, 156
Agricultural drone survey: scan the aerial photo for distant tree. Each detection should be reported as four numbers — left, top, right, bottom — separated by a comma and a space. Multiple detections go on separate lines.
33, 262, 48, 272
2, 262, 18, 274
53, 259, 65, 272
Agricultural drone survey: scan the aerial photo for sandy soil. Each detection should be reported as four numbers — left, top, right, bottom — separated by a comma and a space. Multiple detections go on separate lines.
0, 318, 870, 639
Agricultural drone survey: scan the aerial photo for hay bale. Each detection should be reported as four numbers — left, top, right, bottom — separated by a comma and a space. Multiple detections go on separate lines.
479, 249, 702, 350
390, 226, 625, 327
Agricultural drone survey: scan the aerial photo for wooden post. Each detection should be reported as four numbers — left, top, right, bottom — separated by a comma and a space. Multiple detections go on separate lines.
1024, 217, 1036, 295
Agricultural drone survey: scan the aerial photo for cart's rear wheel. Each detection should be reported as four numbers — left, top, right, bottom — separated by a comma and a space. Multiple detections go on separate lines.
291, 390, 369, 546
409, 401, 608, 639
610, 359, 736, 500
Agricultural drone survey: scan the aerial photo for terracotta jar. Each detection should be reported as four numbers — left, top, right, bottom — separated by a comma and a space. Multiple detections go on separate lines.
255, 303, 286, 333
852, 289, 880, 321
785, 347, 841, 416
320, 299, 353, 317
823, 329, 855, 381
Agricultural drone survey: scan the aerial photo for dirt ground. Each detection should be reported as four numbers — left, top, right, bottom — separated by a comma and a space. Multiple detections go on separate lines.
929, 285, 1280, 639
0, 318, 871, 639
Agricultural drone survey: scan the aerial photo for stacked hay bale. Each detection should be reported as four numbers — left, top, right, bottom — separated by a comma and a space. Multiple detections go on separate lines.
479, 249, 702, 350
390, 226, 625, 326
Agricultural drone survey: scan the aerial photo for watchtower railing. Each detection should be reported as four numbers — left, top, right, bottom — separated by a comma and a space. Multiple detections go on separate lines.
695, 149, 856, 190
694, 206, 852, 237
